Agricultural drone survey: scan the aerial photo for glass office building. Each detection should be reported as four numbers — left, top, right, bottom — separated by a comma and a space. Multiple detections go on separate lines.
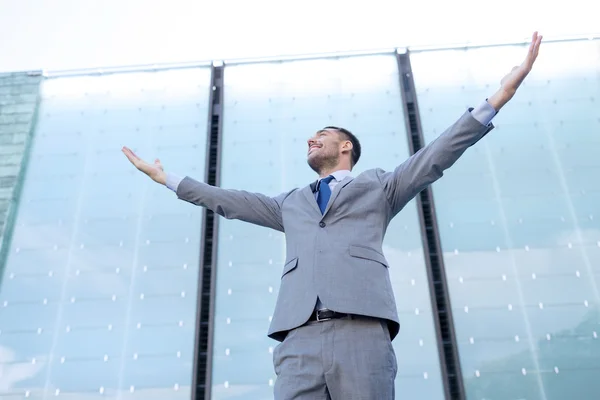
0, 37, 599, 400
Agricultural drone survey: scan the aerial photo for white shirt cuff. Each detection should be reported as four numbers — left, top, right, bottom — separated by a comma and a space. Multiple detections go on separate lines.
470, 100, 497, 126
166, 173, 183, 192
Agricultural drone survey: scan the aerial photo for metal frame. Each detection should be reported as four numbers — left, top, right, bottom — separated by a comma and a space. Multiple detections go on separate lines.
189, 66, 213, 400
407, 32, 600, 52
220, 47, 402, 66
395, 51, 465, 400
41, 61, 212, 79
204, 63, 224, 400
37, 33, 600, 78
190, 63, 224, 400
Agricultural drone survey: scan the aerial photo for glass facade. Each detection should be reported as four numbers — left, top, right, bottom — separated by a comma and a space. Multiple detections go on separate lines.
0, 38, 598, 400
211, 54, 445, 399
0, 68, 211, 399
411, 39, 600, 399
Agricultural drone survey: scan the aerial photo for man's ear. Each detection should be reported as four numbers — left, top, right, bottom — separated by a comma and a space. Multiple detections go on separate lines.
341, 140, 353, 153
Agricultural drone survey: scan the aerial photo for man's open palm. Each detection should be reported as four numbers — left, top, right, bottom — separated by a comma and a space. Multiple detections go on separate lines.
122, 146, 167, 185
500, 31, 543, 96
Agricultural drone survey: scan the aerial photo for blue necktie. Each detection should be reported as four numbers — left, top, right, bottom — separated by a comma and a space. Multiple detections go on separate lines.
317, 175, 335, 214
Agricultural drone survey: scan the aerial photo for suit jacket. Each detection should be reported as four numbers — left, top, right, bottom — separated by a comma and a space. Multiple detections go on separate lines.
175, 110, 494, 342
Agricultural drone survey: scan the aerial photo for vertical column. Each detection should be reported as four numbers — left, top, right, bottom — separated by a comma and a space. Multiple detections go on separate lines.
192, 64, 224, 400
0, 71, 42, 283
395, 51, 465, 400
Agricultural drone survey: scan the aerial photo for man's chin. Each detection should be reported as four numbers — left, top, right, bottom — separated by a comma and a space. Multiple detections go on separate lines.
307, 157, 321, 173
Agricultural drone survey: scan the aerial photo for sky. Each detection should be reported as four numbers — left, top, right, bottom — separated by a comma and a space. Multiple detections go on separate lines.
0, 0, 598, 73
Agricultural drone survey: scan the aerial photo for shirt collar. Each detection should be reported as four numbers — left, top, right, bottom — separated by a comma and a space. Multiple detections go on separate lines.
324, 170, 352, 182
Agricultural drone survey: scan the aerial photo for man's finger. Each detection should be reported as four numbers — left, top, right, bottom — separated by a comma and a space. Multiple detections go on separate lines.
531, 33, 542, 57
122, 148, 134, 162
534, 35, 543, 57
524, 35, 541, 67
123, 148, 147, 171
123, 150, 135, 164
528, 32, 536, 54
527, 36, 542, 67
527, 32, 540, 61
123, 146, 140, 161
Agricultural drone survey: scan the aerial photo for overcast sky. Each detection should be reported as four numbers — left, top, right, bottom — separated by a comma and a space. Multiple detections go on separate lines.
0, 0, 598, 73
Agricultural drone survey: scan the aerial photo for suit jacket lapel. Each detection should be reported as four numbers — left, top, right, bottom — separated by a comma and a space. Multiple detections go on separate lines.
301, 185, 322, 216
322, 176, 354, 217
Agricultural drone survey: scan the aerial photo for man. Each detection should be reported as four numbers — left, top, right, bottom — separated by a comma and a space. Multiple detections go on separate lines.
123, 32, 542, 399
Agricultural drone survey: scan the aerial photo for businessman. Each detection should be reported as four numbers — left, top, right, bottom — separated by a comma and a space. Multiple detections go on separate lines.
123, 32, 543, 399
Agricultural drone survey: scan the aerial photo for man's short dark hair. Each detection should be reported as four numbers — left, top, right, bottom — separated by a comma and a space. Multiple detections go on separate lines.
324, 126, 361, 167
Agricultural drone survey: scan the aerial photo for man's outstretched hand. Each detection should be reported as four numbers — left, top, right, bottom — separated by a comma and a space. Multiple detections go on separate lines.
488, 31, 543, 111
122, 146, 167, 185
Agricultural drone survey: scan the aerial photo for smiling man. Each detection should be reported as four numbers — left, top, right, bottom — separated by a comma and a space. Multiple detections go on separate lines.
123, 32, 542, 400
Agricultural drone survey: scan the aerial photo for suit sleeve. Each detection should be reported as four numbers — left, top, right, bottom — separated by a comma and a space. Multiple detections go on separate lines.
378, 108, 494, 216
175, 176, 290, 232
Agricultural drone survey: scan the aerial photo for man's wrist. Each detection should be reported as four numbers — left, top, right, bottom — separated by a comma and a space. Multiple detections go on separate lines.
487, 89, 513, 112
155, 171, 167, 186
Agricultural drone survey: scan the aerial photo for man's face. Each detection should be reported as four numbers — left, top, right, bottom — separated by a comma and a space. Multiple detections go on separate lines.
306, 128, 343, 173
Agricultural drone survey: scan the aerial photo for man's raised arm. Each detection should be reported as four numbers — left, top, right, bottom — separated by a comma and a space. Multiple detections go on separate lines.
122, 147, 289, 232
379, 31, 543, 216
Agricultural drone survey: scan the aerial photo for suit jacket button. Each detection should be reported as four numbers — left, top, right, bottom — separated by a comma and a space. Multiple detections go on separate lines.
319, 222, 326, 228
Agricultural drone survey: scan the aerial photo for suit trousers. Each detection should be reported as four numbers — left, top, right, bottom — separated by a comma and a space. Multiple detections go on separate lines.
273, 316, 397, 399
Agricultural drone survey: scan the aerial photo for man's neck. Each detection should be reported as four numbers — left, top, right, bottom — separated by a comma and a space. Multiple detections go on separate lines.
319, 166, 352, 179
319, 169, 352, 180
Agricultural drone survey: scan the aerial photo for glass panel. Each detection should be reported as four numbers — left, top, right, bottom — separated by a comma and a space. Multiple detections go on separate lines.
411, 38, 600, 399
213, 55, 445, 399
0, 68, 211, 399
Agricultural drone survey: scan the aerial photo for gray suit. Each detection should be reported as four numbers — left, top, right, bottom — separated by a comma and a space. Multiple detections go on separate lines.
173, 109, 494, 398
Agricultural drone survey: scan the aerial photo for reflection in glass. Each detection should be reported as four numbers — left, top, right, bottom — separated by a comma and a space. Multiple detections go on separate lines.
0, 68, 211, 398
212, 54, 445, 399
411, 39, 600, 399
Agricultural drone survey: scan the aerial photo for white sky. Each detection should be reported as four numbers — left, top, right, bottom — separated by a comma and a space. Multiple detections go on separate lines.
0, 0, 598, 72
